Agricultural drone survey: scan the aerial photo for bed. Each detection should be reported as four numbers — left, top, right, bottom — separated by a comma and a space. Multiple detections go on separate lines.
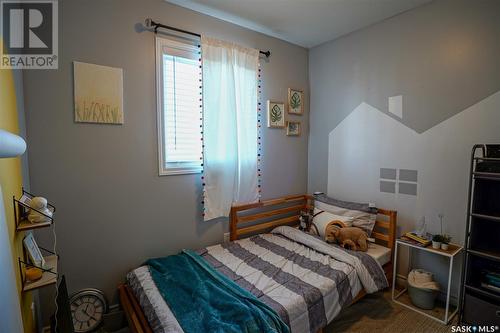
119, 194, 397, 333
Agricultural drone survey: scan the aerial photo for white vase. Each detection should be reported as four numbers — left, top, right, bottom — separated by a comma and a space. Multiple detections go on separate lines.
432, 241, 441, 249
441, 243, 449, 250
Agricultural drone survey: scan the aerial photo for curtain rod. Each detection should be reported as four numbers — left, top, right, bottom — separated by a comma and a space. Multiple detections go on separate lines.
145, 18, 271, 58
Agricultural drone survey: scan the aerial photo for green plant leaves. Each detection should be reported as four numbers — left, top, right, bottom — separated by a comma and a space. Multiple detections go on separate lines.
290, 92, 301, 109
271, 104, 282, 123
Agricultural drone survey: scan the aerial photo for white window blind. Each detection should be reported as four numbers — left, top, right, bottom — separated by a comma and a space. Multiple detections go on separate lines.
156, 36, 202, 175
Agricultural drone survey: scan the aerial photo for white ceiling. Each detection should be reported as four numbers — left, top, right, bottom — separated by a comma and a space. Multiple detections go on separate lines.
165, 0, 432, 48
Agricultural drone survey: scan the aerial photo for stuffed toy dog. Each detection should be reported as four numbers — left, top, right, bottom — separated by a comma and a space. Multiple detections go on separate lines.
325, 224, 368, 252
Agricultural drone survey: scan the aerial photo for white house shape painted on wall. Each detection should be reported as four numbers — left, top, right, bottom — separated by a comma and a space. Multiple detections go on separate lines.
328, 90, 500, 245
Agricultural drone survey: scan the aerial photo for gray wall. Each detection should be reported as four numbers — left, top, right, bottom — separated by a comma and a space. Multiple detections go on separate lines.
308, 0, 500, 295
23, 0, 308, 312
308, 0, 500, 193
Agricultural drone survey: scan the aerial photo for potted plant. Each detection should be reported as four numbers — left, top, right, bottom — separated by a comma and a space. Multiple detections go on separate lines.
432, 234, 443, 249
441, 235, 452, 250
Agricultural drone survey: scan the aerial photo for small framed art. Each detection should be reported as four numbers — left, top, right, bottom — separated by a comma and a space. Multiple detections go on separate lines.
23, 233, 45, 268
267, 101, 285, 128
286, 121, 301, 136
288, 88, 303, 115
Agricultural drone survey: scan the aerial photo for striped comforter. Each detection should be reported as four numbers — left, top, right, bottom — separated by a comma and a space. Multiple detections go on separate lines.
127, 226, 388, 333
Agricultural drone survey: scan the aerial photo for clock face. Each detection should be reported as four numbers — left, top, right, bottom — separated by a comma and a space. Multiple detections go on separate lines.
70, 289, 107, 332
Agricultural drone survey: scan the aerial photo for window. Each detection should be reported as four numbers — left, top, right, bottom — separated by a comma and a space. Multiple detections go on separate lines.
156, 36, 202, 175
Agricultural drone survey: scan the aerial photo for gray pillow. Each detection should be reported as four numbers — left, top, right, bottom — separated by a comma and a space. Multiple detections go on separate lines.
313, 193, 378, 236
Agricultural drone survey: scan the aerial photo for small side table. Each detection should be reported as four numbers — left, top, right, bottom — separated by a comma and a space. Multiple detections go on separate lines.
392, 239, 463, 324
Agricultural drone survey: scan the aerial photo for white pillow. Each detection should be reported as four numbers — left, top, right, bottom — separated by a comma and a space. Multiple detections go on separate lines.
312, 208, 354, 238
314, 200, 377, 236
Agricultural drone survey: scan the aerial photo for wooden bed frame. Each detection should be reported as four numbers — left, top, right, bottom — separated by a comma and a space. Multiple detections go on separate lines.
119, 194, 397, 333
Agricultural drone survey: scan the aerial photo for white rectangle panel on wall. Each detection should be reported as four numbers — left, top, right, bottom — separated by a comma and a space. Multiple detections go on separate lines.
388, 95, 403, 119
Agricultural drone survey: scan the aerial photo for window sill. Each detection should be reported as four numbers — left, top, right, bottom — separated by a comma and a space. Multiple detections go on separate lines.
159, 167, 202, 176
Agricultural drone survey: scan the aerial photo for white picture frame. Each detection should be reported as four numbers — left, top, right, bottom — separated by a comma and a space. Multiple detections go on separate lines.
23, 233, 45, 268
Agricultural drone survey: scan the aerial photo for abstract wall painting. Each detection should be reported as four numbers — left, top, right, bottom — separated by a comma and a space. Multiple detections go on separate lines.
267, 101, 285, 128
288, 88, 303, 115
73, 61, 124, 124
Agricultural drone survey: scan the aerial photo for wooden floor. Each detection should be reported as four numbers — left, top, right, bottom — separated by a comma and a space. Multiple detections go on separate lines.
325, 290, 458, 333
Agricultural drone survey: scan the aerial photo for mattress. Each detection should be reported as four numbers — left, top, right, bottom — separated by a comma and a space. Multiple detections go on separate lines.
126, 227, 388, 333
366, 242, 391, 266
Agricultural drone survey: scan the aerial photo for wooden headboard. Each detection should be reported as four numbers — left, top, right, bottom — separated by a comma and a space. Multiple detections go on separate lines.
372, 208, 398, 253
229, 195, 313, 241
229, 194, 397, 253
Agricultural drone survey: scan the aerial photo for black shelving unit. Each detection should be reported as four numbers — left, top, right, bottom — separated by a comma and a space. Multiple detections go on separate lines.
459, 144, 500, 326
13, 188, 58, 292
13, 188, 55, 231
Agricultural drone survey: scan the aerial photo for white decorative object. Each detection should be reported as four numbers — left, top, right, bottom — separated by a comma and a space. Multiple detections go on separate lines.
23, 233, 45, 268
432, 241, 441, 249
441, 243, 449, 250
73, 61, 124, 124
28, 197, 53, 224
0, 129, 26, 158
416, 216, 427, 237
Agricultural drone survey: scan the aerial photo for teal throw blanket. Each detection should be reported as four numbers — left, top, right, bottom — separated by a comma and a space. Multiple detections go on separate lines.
146, 250, 289, 333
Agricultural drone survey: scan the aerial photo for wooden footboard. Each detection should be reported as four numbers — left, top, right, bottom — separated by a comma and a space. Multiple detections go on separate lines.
118, 284, 152, 333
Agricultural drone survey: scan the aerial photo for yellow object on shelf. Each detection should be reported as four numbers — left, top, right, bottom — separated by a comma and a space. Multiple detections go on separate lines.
25, 267, 43, 282
404, 232, 431, 246
22, 255, 58, 292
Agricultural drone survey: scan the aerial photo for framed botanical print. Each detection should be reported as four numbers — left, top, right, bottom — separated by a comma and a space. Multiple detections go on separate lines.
286, 121, 301, 136
288, 88, 303, 115
267, 101, 285, 128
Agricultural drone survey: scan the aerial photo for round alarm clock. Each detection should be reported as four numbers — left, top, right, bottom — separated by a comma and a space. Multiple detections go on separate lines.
69, 289, 108, 332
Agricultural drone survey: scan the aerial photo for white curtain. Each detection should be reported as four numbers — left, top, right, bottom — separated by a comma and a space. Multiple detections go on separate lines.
202, 36, 259, 221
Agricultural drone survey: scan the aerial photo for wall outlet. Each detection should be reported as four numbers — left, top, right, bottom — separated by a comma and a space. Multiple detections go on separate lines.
223, 232, 230, 243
